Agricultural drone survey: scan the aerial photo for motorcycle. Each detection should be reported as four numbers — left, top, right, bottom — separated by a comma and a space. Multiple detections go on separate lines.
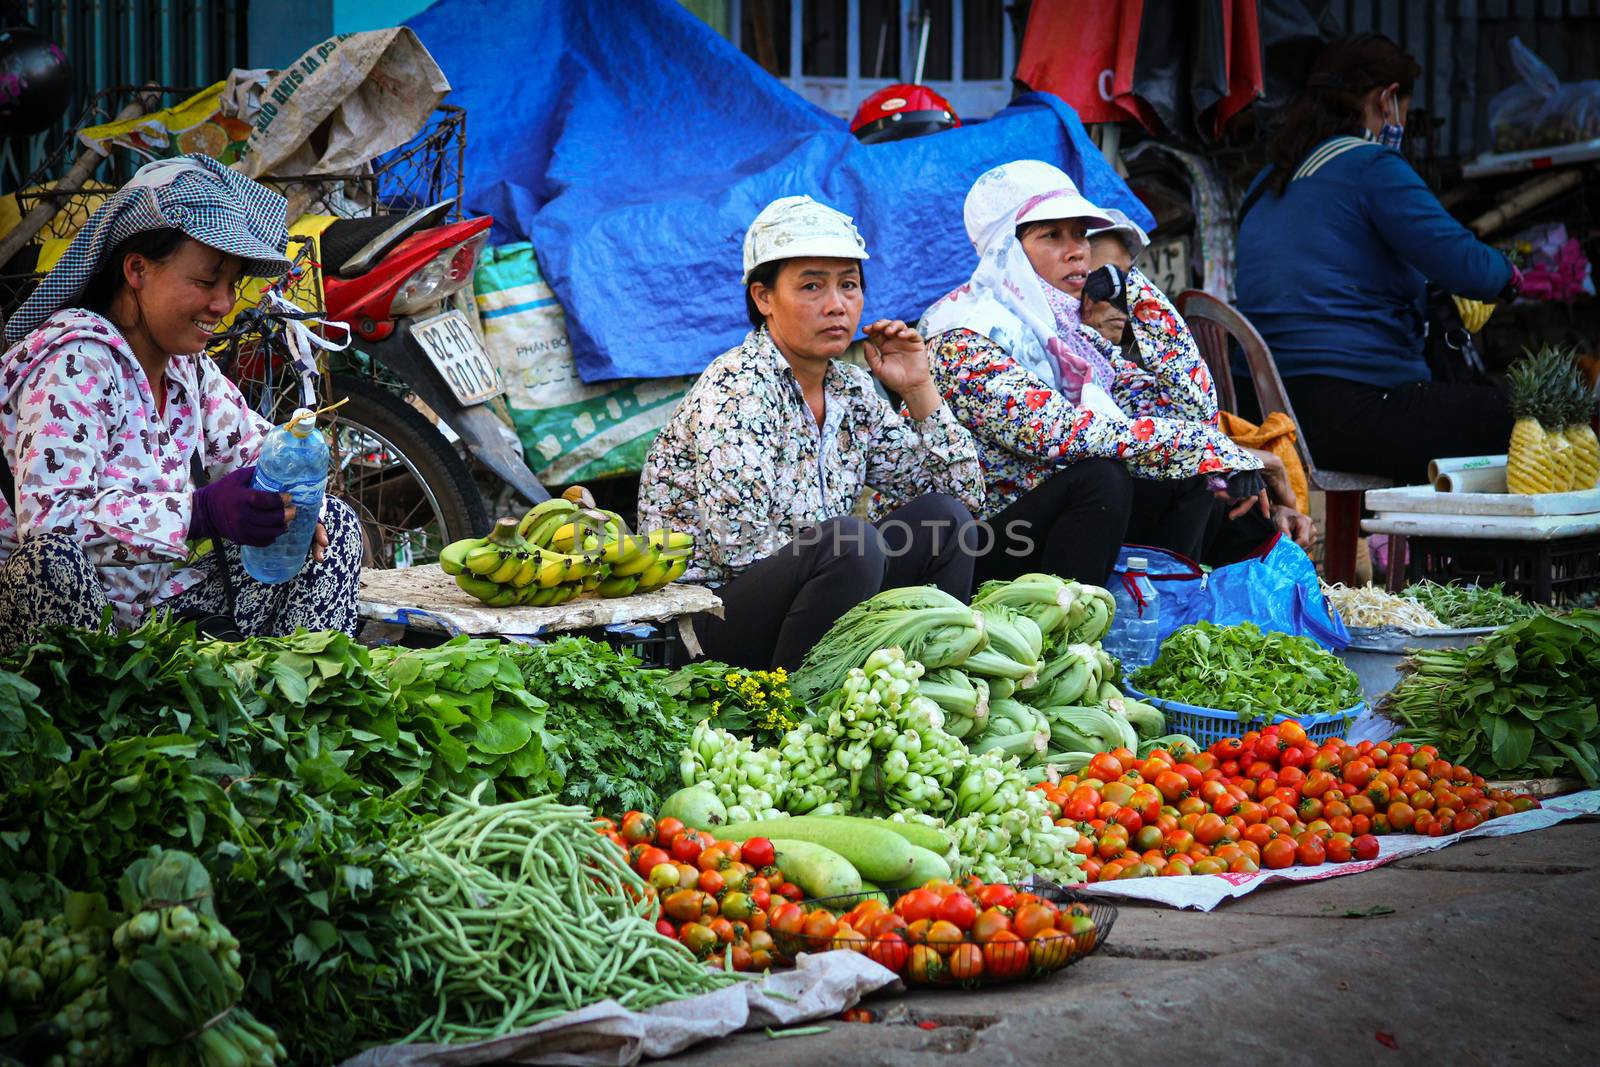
222, 201, 550, 568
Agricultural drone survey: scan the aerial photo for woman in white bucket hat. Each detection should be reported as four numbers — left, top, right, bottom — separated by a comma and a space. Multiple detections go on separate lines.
920, 160, 1261, 588
639, 195, 986, 670
0, 154, 364, 650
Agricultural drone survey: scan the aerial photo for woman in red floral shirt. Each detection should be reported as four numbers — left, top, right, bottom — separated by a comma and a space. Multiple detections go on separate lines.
920, 161, 1261, 586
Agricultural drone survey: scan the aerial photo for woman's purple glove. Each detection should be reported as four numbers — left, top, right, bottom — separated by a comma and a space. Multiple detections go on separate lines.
190, 466, 289, 547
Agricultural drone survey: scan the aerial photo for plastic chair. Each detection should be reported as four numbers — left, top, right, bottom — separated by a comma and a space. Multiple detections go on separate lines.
1176, 290, 1395, 586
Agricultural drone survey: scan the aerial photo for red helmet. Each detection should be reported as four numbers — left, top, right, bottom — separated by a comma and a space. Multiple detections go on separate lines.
850, 84, 961, 144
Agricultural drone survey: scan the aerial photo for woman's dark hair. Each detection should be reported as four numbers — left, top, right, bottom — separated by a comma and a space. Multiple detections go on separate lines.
743, 258, 867, 329
76, 227, 187, 316
1266, 33, 1421, 195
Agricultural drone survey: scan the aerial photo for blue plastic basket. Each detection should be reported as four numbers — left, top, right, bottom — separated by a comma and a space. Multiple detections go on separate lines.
1123, 686, 1361, 748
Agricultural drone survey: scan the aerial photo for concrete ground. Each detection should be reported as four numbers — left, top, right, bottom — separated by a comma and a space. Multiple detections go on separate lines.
660, 818, 1600, 1067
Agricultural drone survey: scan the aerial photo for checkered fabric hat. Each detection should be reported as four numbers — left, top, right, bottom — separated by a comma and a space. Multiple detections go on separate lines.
5, 154, 290, 345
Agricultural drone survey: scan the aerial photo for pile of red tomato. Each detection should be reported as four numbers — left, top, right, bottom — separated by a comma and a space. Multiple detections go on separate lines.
1032, 721, 1541, 882
768, 880, 1102, 986
594, 810, 805, 972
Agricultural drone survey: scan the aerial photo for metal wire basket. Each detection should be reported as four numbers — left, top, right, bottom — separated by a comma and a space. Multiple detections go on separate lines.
770, 882, 1116, 988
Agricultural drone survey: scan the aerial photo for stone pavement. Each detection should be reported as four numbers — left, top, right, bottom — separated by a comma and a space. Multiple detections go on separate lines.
659, 818, 1600, 1067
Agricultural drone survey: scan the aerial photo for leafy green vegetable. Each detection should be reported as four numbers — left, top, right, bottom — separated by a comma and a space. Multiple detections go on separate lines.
1131, 621, 1363, 719
1402, 581, 1543, 629
0, 735, 255, 917
509, 636, 692, 814
1385, 610, 1600, 786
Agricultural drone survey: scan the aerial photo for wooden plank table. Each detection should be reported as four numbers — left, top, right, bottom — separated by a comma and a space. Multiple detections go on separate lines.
357, 564, 722, 649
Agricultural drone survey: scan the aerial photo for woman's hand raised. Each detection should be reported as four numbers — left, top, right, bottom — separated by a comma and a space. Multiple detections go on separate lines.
863, 319, 941, 419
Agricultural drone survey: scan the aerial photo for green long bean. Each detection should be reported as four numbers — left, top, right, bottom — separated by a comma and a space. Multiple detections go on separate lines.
395, 782, 736, 1043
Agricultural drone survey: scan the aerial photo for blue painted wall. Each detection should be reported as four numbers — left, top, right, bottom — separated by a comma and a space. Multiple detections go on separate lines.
334, 0, 442, 34
249, 0, 442, 70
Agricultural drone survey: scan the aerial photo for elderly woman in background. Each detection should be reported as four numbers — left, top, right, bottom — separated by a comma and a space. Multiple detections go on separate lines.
639, 196, 985, 671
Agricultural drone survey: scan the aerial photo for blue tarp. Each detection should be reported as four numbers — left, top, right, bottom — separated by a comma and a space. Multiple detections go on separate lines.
407, 0, 1155, 383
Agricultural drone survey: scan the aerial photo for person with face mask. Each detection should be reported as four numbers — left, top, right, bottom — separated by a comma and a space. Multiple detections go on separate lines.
1235, 34, 1518, 487
638, 196, 985, 671
920, 161, 1262, 589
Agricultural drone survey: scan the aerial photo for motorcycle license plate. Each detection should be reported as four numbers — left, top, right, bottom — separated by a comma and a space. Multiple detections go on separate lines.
412, 310, 504, 406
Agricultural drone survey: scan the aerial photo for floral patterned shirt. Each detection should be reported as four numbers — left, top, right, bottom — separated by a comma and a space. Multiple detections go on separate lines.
0, 309, 272, 627
639, 328, 985, 586
929, 268, 1258, 516
1088, 267, 1223, 425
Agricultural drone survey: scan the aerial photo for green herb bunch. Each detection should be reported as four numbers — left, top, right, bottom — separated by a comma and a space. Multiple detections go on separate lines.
1131, 621, 1364, 719
1401, 581, 1544, 629
1385, 610, 1600, 785
507, 636, 694, 814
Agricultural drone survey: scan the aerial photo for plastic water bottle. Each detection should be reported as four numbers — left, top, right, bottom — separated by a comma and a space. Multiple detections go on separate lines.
1106, 556, 1161, 672
240, 408, 328, 584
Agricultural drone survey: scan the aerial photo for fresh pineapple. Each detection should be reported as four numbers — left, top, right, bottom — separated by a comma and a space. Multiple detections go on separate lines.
1537, 348, 1578, 491
1506, 353, 1564, 494
1560, 357, 1600, 490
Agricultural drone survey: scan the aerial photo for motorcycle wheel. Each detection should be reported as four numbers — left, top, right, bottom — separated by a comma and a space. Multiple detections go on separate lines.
326, 373, 490, 568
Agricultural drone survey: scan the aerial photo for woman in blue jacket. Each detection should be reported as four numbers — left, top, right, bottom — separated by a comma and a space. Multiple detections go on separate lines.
1235, 34, 1517, 486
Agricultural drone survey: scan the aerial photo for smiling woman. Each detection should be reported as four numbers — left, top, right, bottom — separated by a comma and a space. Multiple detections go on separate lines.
0, 154, 365, 651
638, 195, 987, 671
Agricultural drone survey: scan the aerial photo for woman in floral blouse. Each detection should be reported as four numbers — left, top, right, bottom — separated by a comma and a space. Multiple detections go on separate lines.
0, 155, 364, 650
639, 196, 986, 671
920, 160, 1261, 587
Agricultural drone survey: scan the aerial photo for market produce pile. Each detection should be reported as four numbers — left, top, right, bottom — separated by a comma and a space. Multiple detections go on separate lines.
677, 577, 1189, 887
1384, 610, 1600, 787
1130, 621, 1364, 720
0, 623, 705, 1064
441, 491, 692, 607
1323, 580, 1543, 631
1042, 722, 1541, 883
1, 568, 1590, 1061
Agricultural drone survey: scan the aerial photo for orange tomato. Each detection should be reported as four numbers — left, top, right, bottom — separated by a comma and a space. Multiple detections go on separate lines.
947, 942, 984, 981
981, 930, 1029, 980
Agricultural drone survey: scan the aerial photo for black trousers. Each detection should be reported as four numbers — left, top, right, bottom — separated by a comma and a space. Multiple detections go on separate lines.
695, 493, 976, 672
1201, 498, 1279, 567
1282, 375, 1512, 487
973, 459, 1216, 588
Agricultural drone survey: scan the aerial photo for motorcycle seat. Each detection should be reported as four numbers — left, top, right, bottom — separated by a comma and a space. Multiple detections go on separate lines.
321, 200, 456, 279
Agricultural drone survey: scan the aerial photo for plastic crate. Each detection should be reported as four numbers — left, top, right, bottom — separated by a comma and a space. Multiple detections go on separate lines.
1123, 686, 1360, 747
581, 622, 692, 669
1402, 533, 1600, 608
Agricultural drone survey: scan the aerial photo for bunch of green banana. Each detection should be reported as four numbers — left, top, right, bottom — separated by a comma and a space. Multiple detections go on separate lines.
439, 507, 605, 608
544, 496, 696, 598
437, 484, 699, 606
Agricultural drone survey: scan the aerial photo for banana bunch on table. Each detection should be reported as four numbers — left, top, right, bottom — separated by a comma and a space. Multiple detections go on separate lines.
440, 488, 694, 608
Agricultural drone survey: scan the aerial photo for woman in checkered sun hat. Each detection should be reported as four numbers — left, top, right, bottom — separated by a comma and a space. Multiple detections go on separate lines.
0, 154, 364, 649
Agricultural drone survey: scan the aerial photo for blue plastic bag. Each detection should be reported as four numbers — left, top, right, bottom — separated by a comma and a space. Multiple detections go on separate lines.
1107, 535, 1350, 652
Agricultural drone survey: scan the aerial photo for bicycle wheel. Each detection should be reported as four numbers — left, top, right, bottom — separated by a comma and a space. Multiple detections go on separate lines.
327, 373, 489, 568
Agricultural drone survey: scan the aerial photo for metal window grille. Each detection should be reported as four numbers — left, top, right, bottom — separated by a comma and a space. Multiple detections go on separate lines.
730, 0, 1016, 121
8, 0, 249, 184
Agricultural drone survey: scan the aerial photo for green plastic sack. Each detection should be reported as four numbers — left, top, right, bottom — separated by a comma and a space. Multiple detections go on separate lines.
474, 242, 692, 483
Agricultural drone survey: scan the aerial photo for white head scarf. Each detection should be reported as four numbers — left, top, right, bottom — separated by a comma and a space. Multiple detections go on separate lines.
920, 161, 1126, 419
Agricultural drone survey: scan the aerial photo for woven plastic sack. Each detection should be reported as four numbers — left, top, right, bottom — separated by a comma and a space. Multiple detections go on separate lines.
474, 242, 692, 484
